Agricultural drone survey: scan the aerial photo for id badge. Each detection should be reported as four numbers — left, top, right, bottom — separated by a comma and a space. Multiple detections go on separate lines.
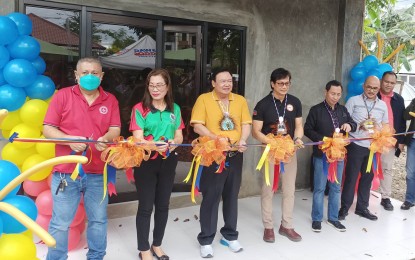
277, 116, 287, 134
361, 118, 375, 134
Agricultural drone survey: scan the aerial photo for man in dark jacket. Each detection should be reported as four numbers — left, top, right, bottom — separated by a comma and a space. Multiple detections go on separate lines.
402, 99, 415, 210
305, 80, 357, 232
377, 71, 406, 211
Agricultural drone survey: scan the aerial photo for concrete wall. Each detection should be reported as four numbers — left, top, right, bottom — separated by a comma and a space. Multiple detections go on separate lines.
3, 0, 364, 197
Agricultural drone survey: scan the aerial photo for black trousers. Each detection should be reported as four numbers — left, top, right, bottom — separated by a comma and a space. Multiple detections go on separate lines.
341, 143, 374, 212
197, 152, 243, 245
134, 152, 177, 251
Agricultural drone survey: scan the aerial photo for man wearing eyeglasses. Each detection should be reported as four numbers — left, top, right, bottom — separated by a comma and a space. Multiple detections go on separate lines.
339, 76, 388, 221
191, 68, 252, 258
377, 71, 405, 211
252, 68, 304, 243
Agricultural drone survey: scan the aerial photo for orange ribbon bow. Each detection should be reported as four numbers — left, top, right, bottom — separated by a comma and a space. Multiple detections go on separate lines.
100, 136, 156, 169
319, 132, 350, 163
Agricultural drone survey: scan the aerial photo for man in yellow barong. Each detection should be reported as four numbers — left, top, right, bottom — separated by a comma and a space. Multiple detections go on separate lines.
190, 67, 252, 258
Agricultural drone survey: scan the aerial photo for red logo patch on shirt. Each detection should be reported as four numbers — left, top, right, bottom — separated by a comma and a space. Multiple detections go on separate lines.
253, 110, 257, 116
99, 106, 108, 114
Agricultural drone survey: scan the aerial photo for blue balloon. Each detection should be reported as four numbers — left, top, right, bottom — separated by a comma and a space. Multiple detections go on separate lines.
0, 217, 3, 236
25, 75, 55, 100
7, 35, 40, 61
0, 70, 5, 85
0, 84, 26, 111
3, 59, 37, 87
6, 12, 33, 36
367, 68, 382, 79
31, 56, 46, 74
350, 66, 367, 81
0, 46, 10, 69
377, 63, 393, 77
0, 160, 21, 200
356, 61, 365, 68
0, 195, 38, 234
347, 79, 364, 96
0, 17, 19, 45
363, 55, 379, 71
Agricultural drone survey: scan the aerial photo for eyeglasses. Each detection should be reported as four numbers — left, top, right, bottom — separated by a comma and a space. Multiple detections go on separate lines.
365, 86, 379, 92
148, 83, 166, 90
275, 82, 291, 87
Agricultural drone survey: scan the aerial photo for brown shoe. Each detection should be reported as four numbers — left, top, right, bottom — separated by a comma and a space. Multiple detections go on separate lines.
278, 225, 302, 242
263, 228, 275, 243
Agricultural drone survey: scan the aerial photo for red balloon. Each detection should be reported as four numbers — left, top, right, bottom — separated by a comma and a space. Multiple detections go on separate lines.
74, 219, 86, 234
371, 175, 380, 191
23, 179, 49, 197
36, 213, 51, 231
70, 204, 85, 227
68, 228, 81, 251
35, 190, 53, 216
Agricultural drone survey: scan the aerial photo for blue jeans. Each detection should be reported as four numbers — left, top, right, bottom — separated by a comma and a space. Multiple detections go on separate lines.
312, 156, 344, 222
405, 139, 415, 204
47, 172, 108, 260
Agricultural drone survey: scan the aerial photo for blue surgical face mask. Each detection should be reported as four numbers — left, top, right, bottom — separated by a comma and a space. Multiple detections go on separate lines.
79, 74, 101, 91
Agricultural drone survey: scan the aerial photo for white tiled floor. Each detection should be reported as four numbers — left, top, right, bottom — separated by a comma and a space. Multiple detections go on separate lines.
35, 190, 415, 260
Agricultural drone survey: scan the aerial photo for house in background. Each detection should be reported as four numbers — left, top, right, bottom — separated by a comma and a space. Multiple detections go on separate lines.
1, 0, 365, 202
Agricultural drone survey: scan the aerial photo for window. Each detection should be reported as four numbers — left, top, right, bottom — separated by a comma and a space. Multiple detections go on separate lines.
206, 27, 243, 94
22, 0, 246, 202
25, 6, 80, 89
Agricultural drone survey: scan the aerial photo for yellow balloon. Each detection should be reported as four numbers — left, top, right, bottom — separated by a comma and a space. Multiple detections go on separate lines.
35, 136, 55, 159
0, 110, 21, 131
22, 154, 52, 181
0, 109, 7, 125
19, 99, 48, 128
22, 229, 33, 239
1, 144, 37, 166
0, 233, 37, 260
9, 123, 41, 149
2, 129, 10, 138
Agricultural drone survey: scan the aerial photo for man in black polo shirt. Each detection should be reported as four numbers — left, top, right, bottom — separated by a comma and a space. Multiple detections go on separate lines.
304, 80, 356, 233
253, 68, 304, 243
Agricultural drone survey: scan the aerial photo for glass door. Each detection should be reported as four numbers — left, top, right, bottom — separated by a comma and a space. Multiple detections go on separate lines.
91, 13, 157, 202
162, 24, 202, 192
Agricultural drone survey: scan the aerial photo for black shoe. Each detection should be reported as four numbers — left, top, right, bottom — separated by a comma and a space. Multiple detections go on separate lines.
401, 201, 415, 210
355, 209, 378, 221
338, 207, 348, 221
151, 246, 169, 260
380, 198, 394, 211
327, 220, 346, 232
311, 221, 321, 232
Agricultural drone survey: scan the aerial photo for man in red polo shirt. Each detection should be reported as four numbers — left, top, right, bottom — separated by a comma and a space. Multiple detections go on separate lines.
43, 57, 121, 260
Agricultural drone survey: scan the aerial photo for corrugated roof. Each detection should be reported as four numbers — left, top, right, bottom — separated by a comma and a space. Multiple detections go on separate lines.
28, 13, 105, 50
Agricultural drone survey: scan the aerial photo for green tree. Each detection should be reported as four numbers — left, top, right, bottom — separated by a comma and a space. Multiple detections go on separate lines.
65, 12, 101, 43
209, 29, 241, 72
100, 28, 136, 55
364, 0, 415, 71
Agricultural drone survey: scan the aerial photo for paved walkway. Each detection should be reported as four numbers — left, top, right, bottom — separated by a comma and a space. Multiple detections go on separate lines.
36, 190, 415, 259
